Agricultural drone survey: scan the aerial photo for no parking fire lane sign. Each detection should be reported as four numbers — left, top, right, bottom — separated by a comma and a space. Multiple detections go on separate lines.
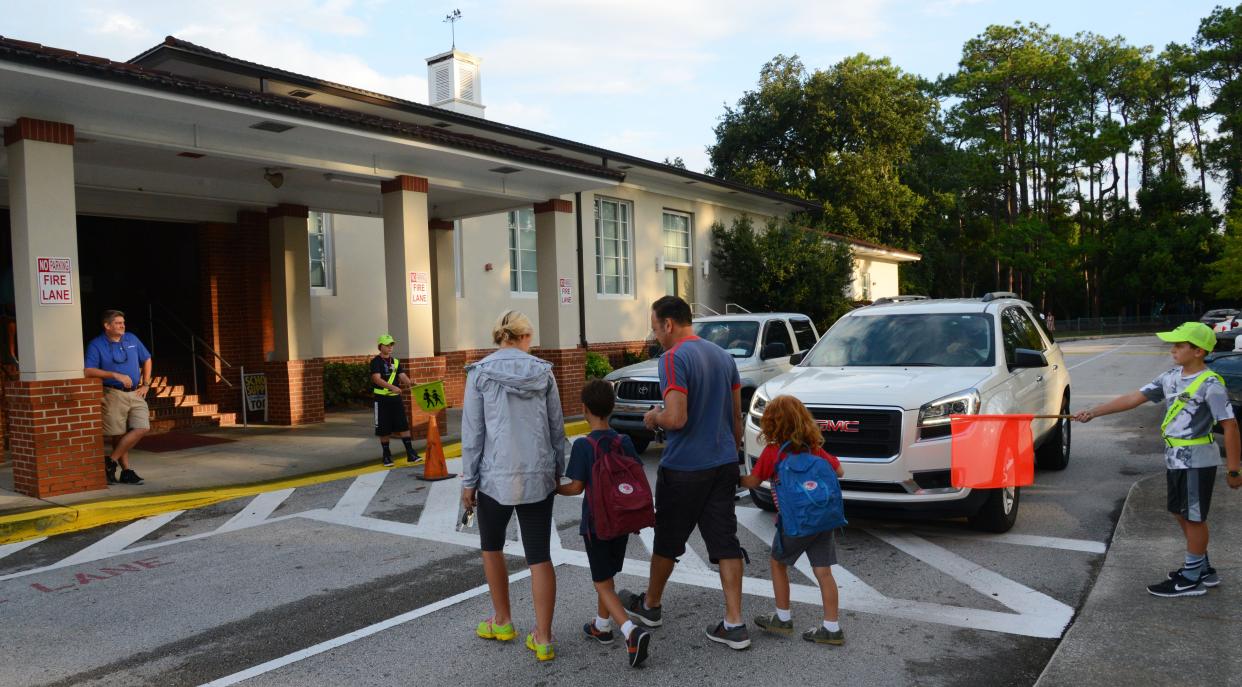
37, 257, 73, 305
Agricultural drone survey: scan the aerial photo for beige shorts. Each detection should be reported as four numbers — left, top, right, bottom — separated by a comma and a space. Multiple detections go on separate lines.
102, 387, 151, 436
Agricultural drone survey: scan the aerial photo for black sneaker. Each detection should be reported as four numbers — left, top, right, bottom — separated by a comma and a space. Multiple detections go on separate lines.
754, 612, 794, 636
382, 454, 394, 467
1168, 566, 1220, 588
705, 621, 751, 650
1147, 571, 1206, 598
104, 457, 118, 484
118, 469, 144, 485
626, 627, 651, 667
582, 622, 614, 645
617, 590, 663, 627
803, 625, 845, 645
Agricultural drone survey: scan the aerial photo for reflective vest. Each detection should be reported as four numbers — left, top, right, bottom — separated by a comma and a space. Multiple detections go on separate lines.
374, 357, 400, 397
1161, 370, 1225, 448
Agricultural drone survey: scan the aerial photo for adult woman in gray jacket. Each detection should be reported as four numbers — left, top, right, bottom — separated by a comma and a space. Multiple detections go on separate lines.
460, 310, 567, 661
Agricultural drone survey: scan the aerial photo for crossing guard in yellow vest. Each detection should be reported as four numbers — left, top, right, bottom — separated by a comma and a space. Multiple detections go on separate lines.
371, 334, 423, 467
1074, 322, 1241, 598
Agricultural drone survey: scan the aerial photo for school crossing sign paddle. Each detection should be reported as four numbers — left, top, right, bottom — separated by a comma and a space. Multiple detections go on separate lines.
412, 381, 447, 412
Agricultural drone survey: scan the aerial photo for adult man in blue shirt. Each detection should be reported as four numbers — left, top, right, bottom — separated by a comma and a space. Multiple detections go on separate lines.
84, 309, 152, 485
618, 296, 749, 649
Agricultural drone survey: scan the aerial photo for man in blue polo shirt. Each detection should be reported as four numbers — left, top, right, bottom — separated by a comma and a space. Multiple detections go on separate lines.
84, 309, 153, 485
618, 296, 749, 649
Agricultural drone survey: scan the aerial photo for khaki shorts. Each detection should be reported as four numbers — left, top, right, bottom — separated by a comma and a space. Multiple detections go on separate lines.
102, 387, 151, 436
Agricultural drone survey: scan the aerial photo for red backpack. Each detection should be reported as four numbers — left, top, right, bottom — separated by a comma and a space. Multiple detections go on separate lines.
586, 435, 656, 540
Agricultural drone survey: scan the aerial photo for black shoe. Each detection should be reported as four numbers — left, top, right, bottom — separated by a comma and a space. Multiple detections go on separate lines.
104, 457, 118, 484
382, 454, 394, 467
1168, 566, 1219, 587
582, 622, 614, 645
617, 590, 663, 627
626, 627, 651, 667
1147, 571, 1206, 598
118, 469, 144, 485
705, 621, 751, 650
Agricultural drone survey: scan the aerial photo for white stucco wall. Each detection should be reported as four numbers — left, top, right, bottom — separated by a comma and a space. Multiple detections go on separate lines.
848, 258, 903, 301
312, 213, 387, 358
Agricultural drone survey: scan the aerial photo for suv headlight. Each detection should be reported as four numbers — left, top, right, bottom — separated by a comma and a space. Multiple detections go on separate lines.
749, 391, 769, 425
918, 389, 980, 427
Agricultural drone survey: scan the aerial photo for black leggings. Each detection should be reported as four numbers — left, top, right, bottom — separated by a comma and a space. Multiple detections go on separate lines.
477, 490, 555, 565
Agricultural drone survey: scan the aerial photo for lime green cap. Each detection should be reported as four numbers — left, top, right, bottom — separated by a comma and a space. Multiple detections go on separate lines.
377, 334, 396, 346
1156, 322, 1216, 352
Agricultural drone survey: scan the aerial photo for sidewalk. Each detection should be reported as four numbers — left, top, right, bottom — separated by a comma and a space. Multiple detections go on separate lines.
1036, 472, 1241, 686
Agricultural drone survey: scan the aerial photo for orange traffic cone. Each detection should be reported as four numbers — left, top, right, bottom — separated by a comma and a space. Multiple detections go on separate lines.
418, 414, 456, 481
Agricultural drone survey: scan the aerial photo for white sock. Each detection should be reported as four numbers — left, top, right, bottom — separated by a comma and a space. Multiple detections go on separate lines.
775, 608, 792, 622
723, 619, 744, 630
823, 620, 840, 632
594, 616, 611, 632
621, 620, 636, 638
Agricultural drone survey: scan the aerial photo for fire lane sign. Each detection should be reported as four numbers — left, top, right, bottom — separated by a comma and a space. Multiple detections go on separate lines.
37, 257, 73, 305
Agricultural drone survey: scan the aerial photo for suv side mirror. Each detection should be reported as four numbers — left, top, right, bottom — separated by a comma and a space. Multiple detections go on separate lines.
789, 350, 807, 365
760, 342, 789, 360
1010, 347, 1048, 369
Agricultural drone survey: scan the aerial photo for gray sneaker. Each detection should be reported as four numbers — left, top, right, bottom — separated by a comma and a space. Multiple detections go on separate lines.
754, 612, 793, 636
705, 621, 751, 650
803, 625, 845, 646
618, 590, 663, 627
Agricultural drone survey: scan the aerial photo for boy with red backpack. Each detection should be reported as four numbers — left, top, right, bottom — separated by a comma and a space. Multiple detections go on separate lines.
556, 380, 654, 667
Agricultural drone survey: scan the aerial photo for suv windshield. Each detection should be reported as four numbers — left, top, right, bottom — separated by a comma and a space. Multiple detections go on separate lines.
694, 320, 759, 358
804, 313, 995, 367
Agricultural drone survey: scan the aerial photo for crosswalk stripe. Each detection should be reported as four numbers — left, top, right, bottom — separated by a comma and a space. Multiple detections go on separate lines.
910, 528, 1107, 554
55, 511, 184, 568
217, 489, 294, 533
0, 537, 46, 561
331, 471, 388, 517
417, 470, 462, 532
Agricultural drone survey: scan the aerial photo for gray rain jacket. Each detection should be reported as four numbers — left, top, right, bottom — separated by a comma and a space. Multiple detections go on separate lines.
460, 347, 567, 505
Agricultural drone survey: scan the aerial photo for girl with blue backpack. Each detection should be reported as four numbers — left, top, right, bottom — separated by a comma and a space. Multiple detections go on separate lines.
739, 395, 847, 646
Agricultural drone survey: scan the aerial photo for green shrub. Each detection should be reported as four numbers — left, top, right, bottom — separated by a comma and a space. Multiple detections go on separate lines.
323, 361, 372, 407
622, 348, 648, 366
584, 351, 613, 380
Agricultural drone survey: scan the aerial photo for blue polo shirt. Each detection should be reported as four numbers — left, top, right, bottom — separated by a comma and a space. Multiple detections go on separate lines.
657, 336, 741, 471
85, 333, 150, 389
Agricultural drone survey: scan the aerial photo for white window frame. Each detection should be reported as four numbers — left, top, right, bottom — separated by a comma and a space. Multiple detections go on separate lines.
308, 211, 335, 295
508, 209, 538, 295
594, 196, 634, 297
662, 210, 692, 267
453, 219, 463, 298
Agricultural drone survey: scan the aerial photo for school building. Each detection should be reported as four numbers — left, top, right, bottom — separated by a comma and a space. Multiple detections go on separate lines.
0, 35, 920, 498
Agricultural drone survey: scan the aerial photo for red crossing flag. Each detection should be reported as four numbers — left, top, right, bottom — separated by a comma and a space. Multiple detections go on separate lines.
949, 414, 1035, 489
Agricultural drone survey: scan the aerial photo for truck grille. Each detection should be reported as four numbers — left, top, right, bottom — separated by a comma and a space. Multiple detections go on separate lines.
617, 380, 661, 401
807, 407, 902, 459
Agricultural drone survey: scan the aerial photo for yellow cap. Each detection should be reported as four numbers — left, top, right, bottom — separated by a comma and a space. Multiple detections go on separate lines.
377, 334, 395, 346
1156, 322, 1216, 352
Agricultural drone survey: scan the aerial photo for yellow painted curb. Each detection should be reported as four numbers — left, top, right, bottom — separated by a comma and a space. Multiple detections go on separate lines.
0, 419, 592, 546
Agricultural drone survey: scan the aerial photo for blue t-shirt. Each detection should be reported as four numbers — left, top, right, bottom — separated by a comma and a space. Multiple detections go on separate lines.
657, 336, 741, 471
565, 429, 640, 536
84, 333, 151, 390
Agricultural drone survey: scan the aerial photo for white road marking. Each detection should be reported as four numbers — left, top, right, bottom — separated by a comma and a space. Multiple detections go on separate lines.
416, 468, 463, 532
55, 511, 184, 568
1068, 342, 1128, 370
330, 471, 388, 517
911, 528, 1107, 554
217, 489, 294, 533
0, 537, 46, 560
197, 568, 534, 687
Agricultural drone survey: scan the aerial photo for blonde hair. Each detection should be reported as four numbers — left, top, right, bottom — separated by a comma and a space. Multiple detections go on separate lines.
492, 310, 534, 346
759, 395, 824, 452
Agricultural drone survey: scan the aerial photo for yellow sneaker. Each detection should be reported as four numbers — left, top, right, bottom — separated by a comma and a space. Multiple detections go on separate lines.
525, 633, 555, 661
476, 618, 516, 641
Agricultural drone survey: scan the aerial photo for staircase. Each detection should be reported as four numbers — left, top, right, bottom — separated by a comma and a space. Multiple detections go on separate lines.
146, 374, 236, 434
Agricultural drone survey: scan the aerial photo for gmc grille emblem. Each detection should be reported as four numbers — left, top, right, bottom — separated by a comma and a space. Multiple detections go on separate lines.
817, 419, 860, 433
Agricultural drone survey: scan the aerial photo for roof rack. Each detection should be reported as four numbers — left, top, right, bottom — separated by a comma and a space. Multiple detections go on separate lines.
873, 295, 929, 305
980, 291, 1020, 302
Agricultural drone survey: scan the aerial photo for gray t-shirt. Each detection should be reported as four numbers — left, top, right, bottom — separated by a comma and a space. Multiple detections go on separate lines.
1140, 366, 1236, 469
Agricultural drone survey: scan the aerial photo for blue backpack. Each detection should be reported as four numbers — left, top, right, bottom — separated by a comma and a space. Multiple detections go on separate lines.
773, 442, 847, 537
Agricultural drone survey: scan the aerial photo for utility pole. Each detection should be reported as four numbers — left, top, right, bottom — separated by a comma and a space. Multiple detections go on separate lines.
444, 9, 462, 49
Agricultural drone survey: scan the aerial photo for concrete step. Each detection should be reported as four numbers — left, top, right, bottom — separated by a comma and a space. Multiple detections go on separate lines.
149, 403, 220, 420
146, 394, 201, 409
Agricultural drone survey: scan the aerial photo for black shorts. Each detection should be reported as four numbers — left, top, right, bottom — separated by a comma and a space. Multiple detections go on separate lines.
1167, 467, 1216, 523
477, 490, 555, 565
652, 463, 743, 564
583, 533, 629, 583
373, 396, 408, 436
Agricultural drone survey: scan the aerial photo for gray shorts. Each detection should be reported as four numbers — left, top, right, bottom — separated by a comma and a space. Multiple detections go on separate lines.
771, 528, 837, 568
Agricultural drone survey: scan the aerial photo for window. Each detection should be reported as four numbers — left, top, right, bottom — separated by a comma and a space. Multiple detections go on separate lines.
790, 319, 818, 351
662, 211, 691, 266
508, 209, 537, 293
595, 197, 632, 295
805, 314, 995, 368
762, 320, 794, 358
1001, 307, 1043, 361
694, 320, 759, 358
453, 219, 463, 298
308, 212, 333, 292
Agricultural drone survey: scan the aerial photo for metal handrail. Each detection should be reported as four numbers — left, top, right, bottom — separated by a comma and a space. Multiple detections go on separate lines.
147, 303, 235, 394
690, 302, 721, 317
725, 303, 752, 314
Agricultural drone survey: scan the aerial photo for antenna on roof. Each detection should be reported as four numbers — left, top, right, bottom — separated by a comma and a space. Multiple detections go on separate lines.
444, 9, 462, 49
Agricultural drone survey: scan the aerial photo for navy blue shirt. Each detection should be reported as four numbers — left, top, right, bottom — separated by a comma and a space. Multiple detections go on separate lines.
565, 429, 640, 535
84, 333, 150, 390
657, 336, 741, 471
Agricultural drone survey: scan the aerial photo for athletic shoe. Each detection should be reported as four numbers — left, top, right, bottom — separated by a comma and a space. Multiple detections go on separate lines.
525, 633, 555, 661
476, 618, 516, 641
626, 627, 651, 667
407, 452, 424, 466
583, 622, 614, 645
617, 589, 663, 627
118, 469, 143, 485
704, 621, 751, 650
382, 454, 394, 467
104, 457, 118, 484
1147, 571, 1207, 598
754, 612, 794, 636
1168, 566, 1220, 588
803, 625, 845, 645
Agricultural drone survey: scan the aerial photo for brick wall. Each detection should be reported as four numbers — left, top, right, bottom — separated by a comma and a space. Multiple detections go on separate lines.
321, 354, 447, 439
536, 347, 586, 417
264, 359, 325, 426
5, 377, 105, 497
586, 339, 651, 370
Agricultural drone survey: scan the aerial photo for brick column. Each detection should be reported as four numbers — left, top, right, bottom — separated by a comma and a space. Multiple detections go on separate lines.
535, 347, 586, 417
401, 355, 447, 440
264, 359, 324, 425
5, 379, 105, 497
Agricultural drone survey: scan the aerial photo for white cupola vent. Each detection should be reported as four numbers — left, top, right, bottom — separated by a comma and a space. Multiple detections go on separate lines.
426, 49, 485, 118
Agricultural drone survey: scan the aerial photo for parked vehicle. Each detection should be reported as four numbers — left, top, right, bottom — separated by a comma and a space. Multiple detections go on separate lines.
604, 313, 820, 453
743, 293, 1072, 533
1213, 327, 1242, 353
1207, 350, 1242, 450
1201, 308, 1240, 333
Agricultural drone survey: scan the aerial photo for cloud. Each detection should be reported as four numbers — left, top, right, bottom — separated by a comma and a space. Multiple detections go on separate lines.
89, 12, 154, 39
922, 0, 988, 16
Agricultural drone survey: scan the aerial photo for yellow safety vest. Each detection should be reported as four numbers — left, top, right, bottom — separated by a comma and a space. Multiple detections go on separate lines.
374, 357, 400, 397
1161, 370, 1225, 448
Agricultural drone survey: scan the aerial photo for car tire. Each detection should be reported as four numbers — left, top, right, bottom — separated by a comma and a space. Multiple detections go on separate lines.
630, 436, 651, 455
968, 486, 1020, 533
750, 487, 777, 512
1035, 393, 1071, 471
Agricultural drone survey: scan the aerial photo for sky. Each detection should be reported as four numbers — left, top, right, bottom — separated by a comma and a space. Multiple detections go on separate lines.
2, 0, 1226, 173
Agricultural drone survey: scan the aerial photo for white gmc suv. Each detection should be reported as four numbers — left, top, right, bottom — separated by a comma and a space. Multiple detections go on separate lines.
743, 294, 1072, 533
